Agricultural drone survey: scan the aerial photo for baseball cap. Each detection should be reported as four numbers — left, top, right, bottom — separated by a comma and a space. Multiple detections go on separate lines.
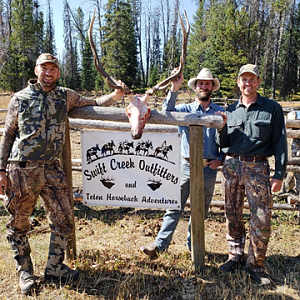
238, 64, 260, 77
36, 53, 59, 67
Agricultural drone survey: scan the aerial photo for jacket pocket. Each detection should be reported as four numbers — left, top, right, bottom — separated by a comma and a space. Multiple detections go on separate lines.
227, 119, 243, 135
251, 119, 271, 139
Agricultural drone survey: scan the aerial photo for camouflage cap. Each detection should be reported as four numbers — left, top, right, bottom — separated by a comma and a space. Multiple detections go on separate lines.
36, 53, 59, 67
238, 64, 260, 77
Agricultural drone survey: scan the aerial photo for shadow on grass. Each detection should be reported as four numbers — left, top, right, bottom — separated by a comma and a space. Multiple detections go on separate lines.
73, 202, 237, 226
21, 234, 299, 299
31, 250, 300, 300
74, 202, 190, 224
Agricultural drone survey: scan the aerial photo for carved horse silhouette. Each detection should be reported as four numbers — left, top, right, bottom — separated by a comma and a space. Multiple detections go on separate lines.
118, 142, 124, 154
101, 140, 115, 156
154, 142, 173, 160
86, 143, 100, 163
122, 141, 134, 154
135, 140, 153, 155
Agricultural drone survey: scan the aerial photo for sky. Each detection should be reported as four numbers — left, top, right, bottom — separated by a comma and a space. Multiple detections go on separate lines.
39, 0, 197, 57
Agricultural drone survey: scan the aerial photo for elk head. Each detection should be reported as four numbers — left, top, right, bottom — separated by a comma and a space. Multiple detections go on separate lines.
125, 94, 151, 139
88, 9, 190, 139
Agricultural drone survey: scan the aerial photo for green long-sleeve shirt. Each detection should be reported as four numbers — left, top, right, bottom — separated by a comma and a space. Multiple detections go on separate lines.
216, 93, 287, 180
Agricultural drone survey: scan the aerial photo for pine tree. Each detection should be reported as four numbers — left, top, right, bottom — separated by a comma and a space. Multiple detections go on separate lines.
148, 64, 160, 87
81, 29, 96, 92
160, 0, 182, 86
150, 9, 161, 75
161, 35, 180, 77
186, 1, 208, 80
130, 0, 142, 88
279, 0, 300, 99
4, 0, 43, 91
0, 0, 10, 90
71, 6, 85, 57
76, 7, 85, 56
204, 0, 258, 97
43, 0, 56, 54
63, 0, 79, 89
101, 0, 138, 89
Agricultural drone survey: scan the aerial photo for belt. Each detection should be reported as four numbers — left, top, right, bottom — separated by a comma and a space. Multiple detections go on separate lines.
13, 160, 60, 168
227, 154, 267, 162
181, 157, 214, 163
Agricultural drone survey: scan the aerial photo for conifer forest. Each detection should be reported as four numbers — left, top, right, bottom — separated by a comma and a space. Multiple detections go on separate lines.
0, 0, 300, 100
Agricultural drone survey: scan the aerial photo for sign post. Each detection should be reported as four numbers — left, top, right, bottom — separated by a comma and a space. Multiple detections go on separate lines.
189, 125, 205, 271
63, 120, 77, 260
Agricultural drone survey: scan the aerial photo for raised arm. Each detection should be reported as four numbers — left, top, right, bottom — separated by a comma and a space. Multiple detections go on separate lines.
66, 86, 125, 112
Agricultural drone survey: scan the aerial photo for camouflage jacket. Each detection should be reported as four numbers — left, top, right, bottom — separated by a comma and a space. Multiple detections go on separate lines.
0, 79, 117, 168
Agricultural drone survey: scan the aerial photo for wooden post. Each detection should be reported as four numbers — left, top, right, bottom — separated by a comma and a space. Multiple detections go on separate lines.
189, 125, 205, 271
62, 119, 77, 260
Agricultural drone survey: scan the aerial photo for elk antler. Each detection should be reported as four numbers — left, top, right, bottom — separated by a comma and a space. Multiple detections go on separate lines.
145, 10, 190, 96
88, 9, 132, 94
88, 8, 189, 140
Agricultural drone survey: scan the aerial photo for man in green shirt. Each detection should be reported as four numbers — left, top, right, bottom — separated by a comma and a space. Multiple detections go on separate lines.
217, 64, 287, 286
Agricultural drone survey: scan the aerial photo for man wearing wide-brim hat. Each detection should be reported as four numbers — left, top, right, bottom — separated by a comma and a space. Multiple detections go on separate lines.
141, 67, 224, 258
188, 68, 221, 92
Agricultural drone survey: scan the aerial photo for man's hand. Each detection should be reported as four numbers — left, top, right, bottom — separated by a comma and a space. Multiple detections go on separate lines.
112, 80, 127, 99
215, 111, 227, 128
170, 68, 184, 92
0, 171, 7, 195
113, 88, 125, 99
270, 178, 282, 193
207, 159, 222, 170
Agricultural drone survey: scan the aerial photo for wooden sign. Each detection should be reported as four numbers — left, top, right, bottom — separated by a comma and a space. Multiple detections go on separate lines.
81, 130, 181, 209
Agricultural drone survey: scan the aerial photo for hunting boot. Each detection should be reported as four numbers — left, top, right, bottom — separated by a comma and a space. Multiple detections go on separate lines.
7, 235, 36, 294
44, 233, 80, 283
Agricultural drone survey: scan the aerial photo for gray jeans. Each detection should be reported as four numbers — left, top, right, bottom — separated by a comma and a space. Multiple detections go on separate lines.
155, 158, 218, 251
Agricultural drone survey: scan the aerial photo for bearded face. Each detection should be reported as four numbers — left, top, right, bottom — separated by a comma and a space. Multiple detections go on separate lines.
34, 62, 60, 92
195, 89, 212, 101
194, 80, 214, 102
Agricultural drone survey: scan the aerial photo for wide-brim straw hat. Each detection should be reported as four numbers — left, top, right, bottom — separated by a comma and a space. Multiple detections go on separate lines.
188, 68, 220, 92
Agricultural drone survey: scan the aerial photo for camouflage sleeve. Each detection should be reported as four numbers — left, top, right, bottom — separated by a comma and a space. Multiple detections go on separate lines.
0, 96, 19, 169
66, 89, 120, 112
65, 89, 97, 112
94, 93, 119, 107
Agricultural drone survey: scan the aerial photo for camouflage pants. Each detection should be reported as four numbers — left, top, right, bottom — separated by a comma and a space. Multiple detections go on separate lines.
222, 156, 272, 272
4, 160, 74, 237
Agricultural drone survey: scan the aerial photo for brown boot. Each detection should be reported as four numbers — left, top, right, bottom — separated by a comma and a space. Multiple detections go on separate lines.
7, 235, 36, 294
246, 267, 271, 286
140, 244, 159, 259
219, 259, 244, 272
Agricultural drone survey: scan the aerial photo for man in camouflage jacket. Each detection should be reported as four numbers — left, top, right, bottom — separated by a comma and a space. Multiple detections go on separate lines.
0, 53, 124, 294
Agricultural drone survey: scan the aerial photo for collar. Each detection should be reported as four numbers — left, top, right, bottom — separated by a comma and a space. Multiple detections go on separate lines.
237, 93, 263, 107
28, 78, 58, 94
194, 99, 218, 112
